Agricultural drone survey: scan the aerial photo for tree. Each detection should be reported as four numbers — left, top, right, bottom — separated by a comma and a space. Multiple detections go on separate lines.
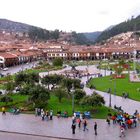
54, 87, 68, 102
15, 72, 39, 86
19, 84, 31, 95
80, 92, 105, 107
62, 78, 81, 93
71, 31, 91, 45
49, 74, 64, 88
15, 72, 27, 85
28, 85, 50, 108
4, 81, 15, 94
0, 96, 13, 105
73, 89, 86, 102
51, 29, 60, 41
41, 75, 51, 90
28, 26, 50, 42
41, 74, 64, 90
53, 58, 63, 67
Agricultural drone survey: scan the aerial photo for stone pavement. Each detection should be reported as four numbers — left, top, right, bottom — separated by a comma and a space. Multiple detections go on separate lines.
0, 113, 140, 140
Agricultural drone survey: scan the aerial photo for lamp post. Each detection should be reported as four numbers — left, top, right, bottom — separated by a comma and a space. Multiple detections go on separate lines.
71, 84, 75, 114
133, 49, 137, 73
109, 78, 112, 107
114, 77, 116, 95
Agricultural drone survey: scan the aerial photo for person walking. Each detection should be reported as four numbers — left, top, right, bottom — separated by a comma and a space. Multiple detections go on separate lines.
83, 118, 88, 131
77, 118, 81, 128
71, 122, 76, 134
41, 109, 45, 121
119, 126, 125, 137
50, 110, 53, 120
2, 106, 6, 115
94, 122, 97, 135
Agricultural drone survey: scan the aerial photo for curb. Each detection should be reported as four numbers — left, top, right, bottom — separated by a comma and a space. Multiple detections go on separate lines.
0, 130, 81, 140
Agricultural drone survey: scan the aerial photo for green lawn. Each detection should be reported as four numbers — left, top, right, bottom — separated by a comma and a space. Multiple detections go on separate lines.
89, 74, 140, 101
47, 95, 115, 119
0, 94, 28, 110
0, 94, 115, 119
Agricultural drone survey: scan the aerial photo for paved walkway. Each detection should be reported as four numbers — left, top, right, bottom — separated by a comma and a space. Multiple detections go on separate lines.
0, 113, 140, 140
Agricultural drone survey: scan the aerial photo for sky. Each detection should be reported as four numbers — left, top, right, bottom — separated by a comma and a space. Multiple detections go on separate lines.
0, 0, 140, 32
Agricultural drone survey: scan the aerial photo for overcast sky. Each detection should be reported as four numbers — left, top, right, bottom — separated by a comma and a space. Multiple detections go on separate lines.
0, 0, 140, 32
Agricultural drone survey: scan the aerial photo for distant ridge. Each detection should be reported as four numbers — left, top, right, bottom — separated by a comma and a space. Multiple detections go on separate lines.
95, 15, 140, 43
83, 31, 101, 43
0, 19, 33, 33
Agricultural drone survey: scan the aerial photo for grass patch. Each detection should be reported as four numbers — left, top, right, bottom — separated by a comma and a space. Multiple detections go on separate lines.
47, 95, 115, 119
0, 94, 115, 119
89, 74, 140, 101
0, 94, 28, 110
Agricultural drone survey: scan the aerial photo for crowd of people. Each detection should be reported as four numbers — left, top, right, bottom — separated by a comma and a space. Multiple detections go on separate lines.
35, 108, 53, 121
106, 109, 140, 137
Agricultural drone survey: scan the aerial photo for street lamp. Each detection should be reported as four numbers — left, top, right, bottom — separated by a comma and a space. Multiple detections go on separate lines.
114, 76, 116, 95
71, 84, 75, 114
109, 78, 112, 107
133, 49, 137, 73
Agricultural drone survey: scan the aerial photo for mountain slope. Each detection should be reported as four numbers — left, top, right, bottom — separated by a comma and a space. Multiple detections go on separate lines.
0, 19, 33, 32
83, 31, 101, 42
96, 15, 140, 43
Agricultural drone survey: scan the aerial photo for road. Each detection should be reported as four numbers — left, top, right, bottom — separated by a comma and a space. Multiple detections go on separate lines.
0, 61, 38, 75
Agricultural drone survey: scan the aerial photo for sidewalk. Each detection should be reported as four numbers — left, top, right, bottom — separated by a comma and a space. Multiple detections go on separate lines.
0, 113, 140, 140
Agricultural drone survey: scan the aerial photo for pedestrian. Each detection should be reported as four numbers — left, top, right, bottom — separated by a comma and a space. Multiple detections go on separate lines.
74, 112, 76, 118
41, 109, 45, 121
77, 118, 81, 128
119, 126, 125, 137
2, 106, 6, 115
72, 115, 76, 124
50, 110, 53, 120
83, 119, 88, 131
106, 117, 110, 125
35, 108, 38, 116
37, 108, 41, 116
45, 110, 49, 121
71, 122, 76, 134
94, 122, 97, 135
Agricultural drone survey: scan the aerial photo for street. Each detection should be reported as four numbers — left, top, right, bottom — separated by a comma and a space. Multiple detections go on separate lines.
0, 61, 38, 75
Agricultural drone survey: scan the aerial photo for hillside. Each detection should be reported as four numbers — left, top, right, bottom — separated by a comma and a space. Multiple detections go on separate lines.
0, 19, 33, 33
96, 15, 140, 43
0, 18, 91, 45
83, 31, 101, 43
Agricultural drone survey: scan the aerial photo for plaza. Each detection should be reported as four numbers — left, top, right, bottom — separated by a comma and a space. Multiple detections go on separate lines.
0, 113, 140, 140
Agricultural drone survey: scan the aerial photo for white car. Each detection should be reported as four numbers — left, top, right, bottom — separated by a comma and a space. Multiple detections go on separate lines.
3, 67, 8, 71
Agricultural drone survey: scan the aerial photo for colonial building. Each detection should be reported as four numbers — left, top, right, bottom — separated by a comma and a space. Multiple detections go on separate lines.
0, 52, 18, 67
